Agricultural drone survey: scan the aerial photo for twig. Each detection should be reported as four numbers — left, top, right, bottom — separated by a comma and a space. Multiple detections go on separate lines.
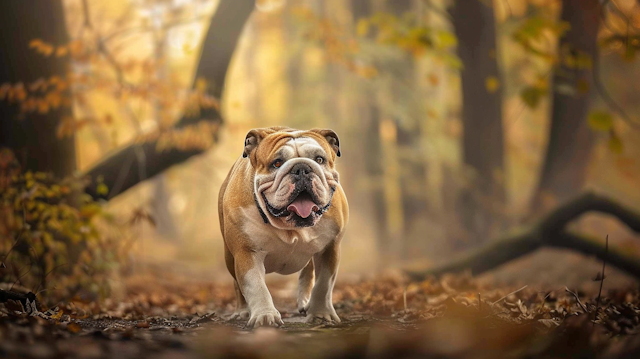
537, 291, 553, 315
492, 285, 528, 305
593, 234, 609, 326
565, 287, 589, 313
33, 263, 67, 295
10, 262, 33, 291
102, 14, 211, 45
403, 287, 407, 312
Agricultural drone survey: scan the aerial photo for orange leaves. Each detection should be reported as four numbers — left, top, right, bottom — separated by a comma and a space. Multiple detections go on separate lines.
1, 76, 71, 115
139, 121, 220, 153
56, 114, 116, 139
0, 82, 27, 102
11, 29, 219, 152
29, 39, 55, 56
29, 39, 84, 58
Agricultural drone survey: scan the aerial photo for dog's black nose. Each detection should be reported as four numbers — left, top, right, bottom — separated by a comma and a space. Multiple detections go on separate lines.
290, 163, 312, 176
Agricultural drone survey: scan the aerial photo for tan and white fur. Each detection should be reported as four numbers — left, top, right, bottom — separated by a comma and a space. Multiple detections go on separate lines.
218, 127, 348, 328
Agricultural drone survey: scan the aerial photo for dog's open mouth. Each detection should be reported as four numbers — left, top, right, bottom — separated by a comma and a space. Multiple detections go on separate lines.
262, 188, 334, 220
286, 191, 318, 218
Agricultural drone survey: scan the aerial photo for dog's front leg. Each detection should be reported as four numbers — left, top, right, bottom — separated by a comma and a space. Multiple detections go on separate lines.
234, 250, 283, 328
306, 240, 341, 323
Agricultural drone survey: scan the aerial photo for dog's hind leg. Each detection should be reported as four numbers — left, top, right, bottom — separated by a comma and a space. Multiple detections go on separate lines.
225, 242, 249, 320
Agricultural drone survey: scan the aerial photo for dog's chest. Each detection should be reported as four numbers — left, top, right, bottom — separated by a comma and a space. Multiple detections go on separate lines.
240, 206, 335, 274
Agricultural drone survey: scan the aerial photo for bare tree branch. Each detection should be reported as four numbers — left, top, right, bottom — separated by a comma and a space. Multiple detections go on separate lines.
83, 0, 256, 200
406, 192, 640, 280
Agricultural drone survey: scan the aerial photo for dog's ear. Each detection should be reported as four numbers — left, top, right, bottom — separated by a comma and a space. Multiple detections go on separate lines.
311, 129, 341, 157
243, 127, 285, 159
242, 129, 264, 158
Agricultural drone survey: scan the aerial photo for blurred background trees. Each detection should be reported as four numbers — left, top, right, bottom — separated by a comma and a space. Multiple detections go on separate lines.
2, 0, 640, 299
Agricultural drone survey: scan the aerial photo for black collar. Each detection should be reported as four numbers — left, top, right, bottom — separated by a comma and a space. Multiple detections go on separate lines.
254, 193, 270, 224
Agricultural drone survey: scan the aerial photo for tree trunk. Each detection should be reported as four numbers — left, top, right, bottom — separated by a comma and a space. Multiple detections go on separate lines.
351, 0, 390, 258
0, 0, 75, 177
532, 0, 601, 212
84, 0, 255, 199
385, 0, 430, 259
450, 0, 505, 243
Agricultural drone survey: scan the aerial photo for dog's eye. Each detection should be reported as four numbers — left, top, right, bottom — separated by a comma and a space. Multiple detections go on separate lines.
315, 156, 324, 164
272, 159, 283, 168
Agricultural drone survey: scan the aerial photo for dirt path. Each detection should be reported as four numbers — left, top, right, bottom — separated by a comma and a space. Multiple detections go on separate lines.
3, 274, 640, 358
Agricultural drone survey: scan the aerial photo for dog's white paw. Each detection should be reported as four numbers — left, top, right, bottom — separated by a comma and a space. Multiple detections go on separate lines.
247, 310, 284, 328
305, 305, 341, 324
228, 309, 250, 321
297, 298, 310, 315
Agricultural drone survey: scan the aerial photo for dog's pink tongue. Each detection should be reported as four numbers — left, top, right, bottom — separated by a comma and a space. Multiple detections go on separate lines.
287, 198, 318, 218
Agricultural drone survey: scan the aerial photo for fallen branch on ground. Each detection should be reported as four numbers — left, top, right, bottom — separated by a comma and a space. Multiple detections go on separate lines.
405, 192, 640, 280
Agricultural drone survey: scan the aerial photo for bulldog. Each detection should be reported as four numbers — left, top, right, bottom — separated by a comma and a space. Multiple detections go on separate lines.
218, 127, 349, 328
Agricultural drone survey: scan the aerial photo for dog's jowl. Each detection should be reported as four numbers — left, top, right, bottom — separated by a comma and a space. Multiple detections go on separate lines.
218, 127, 349, 328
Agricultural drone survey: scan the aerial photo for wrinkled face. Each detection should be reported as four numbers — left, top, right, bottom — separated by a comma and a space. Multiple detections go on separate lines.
249, 130, 340, 229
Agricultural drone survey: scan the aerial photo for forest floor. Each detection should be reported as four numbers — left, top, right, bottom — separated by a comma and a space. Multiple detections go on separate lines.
2, 271, 640, 359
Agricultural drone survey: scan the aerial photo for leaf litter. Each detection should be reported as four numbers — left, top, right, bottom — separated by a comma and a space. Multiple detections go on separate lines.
2, 271, 640, 358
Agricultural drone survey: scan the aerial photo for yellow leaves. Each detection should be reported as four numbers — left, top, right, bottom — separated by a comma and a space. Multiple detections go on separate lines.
96, 183, 109, 197
1, 167, 115, 300
361, 12, 457, 60
80, 203, 102, 219
182, 43, 194, 55
600, 35, 640, 62
520, 86, 544, 109
520, 76, 549, 109
356, 19, 369, 37
588, 111, 613, 132
587, 111, 624, 154
194, 77, 209, 92
294, 7, 378, 78
609, 131, 623, 154
513, 17, 570, 62
561, 45, 592, 70
435, 30, 457, 49
485, 76, 500, 94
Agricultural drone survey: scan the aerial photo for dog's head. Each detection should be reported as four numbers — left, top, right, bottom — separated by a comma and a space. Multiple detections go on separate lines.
243, 127, 341, 229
